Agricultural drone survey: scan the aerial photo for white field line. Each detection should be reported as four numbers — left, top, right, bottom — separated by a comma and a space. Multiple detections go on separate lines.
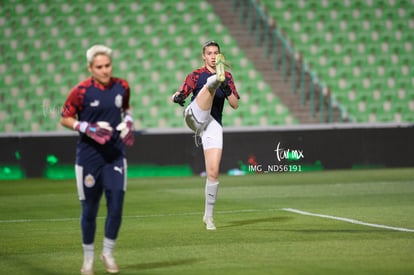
283, 208, 414, 233
4, 208, 413, 233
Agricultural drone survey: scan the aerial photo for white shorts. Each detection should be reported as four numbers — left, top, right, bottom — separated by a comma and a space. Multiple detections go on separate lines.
201, 118, 222, 149
184, 101, 223, 150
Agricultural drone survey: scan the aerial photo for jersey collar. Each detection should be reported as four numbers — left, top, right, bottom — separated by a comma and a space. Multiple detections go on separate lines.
91, 77, 114, 90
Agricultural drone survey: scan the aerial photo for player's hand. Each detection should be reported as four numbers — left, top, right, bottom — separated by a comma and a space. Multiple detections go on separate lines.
116, 121, 134, 146
75, 121, 113, 145
220, 80, 232, 97
172, 93, 186, 107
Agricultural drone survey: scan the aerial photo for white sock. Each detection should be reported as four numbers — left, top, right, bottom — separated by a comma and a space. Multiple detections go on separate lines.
190, 100, 211, 123
102, 237, 116, 256
205, 179, 219, 217
82, 243, 94, 260
206, 75, 221, 91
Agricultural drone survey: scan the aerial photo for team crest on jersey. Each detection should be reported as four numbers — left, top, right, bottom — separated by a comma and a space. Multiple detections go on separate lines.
84, 174, 95, 188
115, 94, 123, 108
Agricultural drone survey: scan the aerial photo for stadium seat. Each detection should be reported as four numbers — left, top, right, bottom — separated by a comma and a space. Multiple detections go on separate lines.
260, 0, 414, 123
0, 0, 297, 132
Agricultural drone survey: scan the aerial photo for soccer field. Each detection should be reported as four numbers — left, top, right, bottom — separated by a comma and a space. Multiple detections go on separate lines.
0, 168, 413, 275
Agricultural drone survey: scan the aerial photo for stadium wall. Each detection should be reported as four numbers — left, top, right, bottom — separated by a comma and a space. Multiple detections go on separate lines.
0, 123, 413, 178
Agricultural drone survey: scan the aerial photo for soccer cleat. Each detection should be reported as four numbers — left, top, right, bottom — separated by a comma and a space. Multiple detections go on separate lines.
80, 257, 94, 275
215, 54, 225, 82
203, 216, 216, 230
100, 254, 119, 274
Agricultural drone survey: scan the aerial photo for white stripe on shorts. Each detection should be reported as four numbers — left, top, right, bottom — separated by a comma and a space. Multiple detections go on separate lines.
123, 158, 127, 192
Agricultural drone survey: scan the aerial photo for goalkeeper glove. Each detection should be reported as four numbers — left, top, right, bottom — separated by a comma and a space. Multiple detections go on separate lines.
116, 120, 134, 146
74, 121, 113, 145
172, 93, 186, 107
220, 81, 233, 97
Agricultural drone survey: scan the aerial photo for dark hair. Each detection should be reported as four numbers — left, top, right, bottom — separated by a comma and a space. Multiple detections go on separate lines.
202, 40, 220, 53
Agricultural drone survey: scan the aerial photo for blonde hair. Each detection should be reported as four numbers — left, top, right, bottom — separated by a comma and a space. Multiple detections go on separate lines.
86, 45, 112, 65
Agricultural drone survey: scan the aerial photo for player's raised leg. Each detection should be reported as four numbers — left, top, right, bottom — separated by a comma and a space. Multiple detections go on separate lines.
184, 75, 223, 134
215, 53, 225, 82
194, 53, 226, 111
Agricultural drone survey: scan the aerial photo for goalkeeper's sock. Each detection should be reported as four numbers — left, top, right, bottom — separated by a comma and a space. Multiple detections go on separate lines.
204, 179, 219, 218
102, 237, 116, 256
82, 243, 94, 260
206, 75, 221, 92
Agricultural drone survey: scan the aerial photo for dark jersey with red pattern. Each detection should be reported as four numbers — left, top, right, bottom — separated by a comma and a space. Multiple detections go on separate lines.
177, 67, 239, 125
61, 77, 131, 166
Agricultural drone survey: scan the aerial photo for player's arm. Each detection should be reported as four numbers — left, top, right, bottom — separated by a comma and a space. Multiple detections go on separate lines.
60, 88, 113, 145
60, 116, 77, 130
171, 91, 186, 106
60, 90, 83, 131
61, 115, 113, 145
60, 87, 80, 130
115, 81, 134, 146
223, 73, 239, 109
116, 108, 134, 146
227, 92, 239, 109
171, 73, 196, 106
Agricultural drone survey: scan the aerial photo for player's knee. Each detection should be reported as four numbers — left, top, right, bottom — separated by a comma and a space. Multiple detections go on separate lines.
207, 170, 219, 182
107, 203, 123, 218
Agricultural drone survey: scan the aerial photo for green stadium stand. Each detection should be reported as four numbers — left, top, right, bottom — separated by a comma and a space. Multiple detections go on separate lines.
0, 0, 298, 132
261, 0, 414, 123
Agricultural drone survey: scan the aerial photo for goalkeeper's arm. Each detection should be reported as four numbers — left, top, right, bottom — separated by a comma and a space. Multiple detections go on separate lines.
60, 116, 79, 131
60, 117, 113, 145
116, 110, 135, 146
171, 91, 186, 107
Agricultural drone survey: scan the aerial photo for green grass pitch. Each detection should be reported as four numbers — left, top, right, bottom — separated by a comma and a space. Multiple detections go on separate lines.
1, 168, 414, 275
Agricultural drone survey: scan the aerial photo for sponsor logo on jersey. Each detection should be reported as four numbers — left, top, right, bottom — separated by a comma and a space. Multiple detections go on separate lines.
84, 174, 95, 188
114, 166, 123, 174
90, 100, 100, 107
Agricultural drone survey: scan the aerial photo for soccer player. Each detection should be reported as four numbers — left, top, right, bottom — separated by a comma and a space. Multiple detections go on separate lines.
171, 40, 240, 230
60, 45, 134, 275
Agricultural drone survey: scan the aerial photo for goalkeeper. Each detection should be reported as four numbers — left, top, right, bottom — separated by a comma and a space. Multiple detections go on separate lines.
172, 40, 239, 230
60, 45, 134, 275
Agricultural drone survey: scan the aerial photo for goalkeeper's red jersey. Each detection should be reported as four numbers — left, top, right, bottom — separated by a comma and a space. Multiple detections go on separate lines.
177, 67, 239, 126
61, 77, 131, 166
